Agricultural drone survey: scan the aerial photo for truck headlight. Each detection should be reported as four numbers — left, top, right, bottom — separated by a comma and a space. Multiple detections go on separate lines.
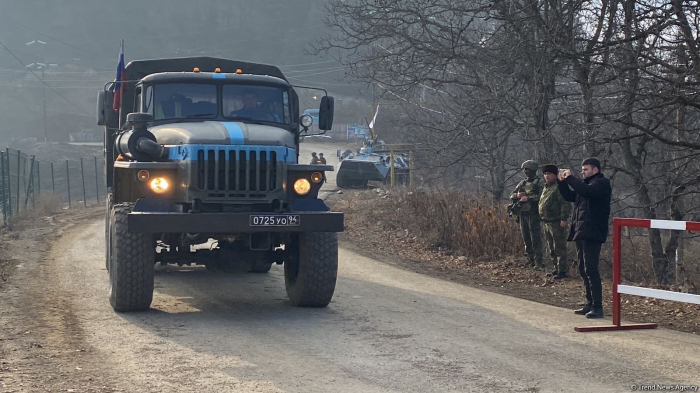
150, 177, 169, 193
311, 172, 323, 183
300, 115, 313, 128
293, 178, 311, 195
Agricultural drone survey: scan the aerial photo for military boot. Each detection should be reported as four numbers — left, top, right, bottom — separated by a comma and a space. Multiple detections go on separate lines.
574, 303, 593, 315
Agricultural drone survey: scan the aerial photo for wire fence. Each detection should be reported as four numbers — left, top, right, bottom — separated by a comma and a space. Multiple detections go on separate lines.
0, 147, 106, 228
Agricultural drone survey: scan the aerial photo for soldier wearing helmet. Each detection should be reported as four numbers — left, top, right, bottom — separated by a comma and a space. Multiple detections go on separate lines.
510, 160, 545, 270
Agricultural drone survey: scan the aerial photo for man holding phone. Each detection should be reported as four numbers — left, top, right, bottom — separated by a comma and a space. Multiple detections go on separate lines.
557, 158, 612, 319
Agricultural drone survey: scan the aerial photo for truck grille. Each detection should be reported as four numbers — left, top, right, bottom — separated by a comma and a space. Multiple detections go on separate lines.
195, 148, 280, 198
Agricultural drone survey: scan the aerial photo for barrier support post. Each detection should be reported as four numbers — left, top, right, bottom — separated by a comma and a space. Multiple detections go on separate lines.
575, 218, 659, 332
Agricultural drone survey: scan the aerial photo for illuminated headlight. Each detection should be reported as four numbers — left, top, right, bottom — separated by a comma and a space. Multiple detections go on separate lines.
150, 177, 169, 193
300, 114, 313, 128
293, 178, 311, 195
311, 172, 323, 183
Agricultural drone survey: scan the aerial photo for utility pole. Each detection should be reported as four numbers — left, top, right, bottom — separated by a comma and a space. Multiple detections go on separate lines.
42, 66, 47, 143
26, 40, 56, 143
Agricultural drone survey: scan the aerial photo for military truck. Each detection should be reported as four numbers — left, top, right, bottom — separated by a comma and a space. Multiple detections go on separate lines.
96, 57, 343, 312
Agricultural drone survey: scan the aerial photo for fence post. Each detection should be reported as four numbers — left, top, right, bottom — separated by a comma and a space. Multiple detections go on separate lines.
37, 161, 41, 195
66, 160, 71, 209
1, 151, 6, 227
5, 148, 12, 219
80, 158, 87, 207
16, 150, 21, 215
51, 162, 55, 192
94, 156, 100, 202
24, 156, 35, 210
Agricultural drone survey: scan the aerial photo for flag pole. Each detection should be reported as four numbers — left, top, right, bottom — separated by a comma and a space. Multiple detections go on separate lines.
117, 39, 124, 130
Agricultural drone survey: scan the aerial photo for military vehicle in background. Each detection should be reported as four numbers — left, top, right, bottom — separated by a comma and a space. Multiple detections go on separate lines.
97, 57, 343, 312
336, 141, 410, 188
336, 105, 411, 188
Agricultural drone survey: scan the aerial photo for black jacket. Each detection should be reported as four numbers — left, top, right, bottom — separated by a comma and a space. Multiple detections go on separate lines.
557, 172, 612, 243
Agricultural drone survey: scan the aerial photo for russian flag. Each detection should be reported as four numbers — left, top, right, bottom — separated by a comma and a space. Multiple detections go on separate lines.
113, 42, 125, 111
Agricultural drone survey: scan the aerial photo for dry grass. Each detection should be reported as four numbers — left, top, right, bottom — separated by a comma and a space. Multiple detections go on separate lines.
338, 187, 522, 261
7, 193, 62, 231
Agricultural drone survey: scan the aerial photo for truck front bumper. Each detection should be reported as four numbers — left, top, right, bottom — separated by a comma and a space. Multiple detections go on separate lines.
127, 211, 344, 234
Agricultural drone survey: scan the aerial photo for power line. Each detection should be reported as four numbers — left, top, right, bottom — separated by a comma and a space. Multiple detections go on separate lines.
4, 47, 113, 71
287, 76, 357, 86
0, 38, 91, 115
284, 66, 347, 74
279, 60, 339, 68
12, 21, 96, 56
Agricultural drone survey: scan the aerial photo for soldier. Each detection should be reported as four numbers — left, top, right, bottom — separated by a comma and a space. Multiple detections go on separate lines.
510, 160, 545, 269
538, 164, 572, 279
310, 152, 320, 165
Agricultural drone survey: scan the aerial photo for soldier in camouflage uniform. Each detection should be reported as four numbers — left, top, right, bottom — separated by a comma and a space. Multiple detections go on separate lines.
538, 164, 572, 279
510, 160, 544, 269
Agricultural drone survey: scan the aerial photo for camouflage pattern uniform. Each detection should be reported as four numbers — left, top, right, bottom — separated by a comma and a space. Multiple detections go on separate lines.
510, 161, 544, 268
538, 181, 572, 274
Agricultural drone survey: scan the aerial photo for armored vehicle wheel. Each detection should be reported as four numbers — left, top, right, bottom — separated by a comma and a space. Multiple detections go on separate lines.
336, 174, 349, 188
249, 252, 272, 273
108, 203, 155, 312
284, 232, 338, 307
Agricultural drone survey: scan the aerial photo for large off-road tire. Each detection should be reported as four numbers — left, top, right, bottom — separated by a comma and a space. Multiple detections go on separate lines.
249, 252, 272, 273
284, 232, 338, 307
105, 193, 113, 272
108, 203, 155, 312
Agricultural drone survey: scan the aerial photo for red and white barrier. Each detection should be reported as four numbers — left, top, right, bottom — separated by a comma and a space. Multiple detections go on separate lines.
575, 218, 700, 332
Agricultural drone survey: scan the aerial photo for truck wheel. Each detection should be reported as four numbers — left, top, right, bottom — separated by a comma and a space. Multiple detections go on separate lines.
249, 252, 272, 273
284, 232, 338, 307
108, 203, 155, 312
105, 193, 113, 272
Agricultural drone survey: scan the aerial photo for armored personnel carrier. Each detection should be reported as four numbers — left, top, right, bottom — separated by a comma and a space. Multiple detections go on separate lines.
336, 141, 409, 188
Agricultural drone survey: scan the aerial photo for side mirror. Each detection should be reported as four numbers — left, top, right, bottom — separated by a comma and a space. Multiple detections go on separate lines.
96, 90, 106, 126
318, 96, 334, 131
98, 89, 118, 127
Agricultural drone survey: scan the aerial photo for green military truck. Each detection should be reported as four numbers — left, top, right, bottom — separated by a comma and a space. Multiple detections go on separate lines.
96, 57, 343, 312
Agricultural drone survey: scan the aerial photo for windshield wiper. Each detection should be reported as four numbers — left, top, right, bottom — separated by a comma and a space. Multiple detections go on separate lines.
171, 113, 215, 123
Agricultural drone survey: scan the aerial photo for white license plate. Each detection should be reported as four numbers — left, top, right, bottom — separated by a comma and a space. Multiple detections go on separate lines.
250, 215, 301, 227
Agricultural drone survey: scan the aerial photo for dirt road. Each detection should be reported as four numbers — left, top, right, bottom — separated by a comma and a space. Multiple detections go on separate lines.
1, 208, 699, 392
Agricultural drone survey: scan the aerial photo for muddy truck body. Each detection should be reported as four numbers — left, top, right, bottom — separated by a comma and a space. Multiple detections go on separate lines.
97, 57, 342, 312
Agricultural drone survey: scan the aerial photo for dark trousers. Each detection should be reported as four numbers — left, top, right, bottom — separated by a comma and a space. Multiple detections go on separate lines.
518, 214, 543, 265
576, 240, 603, 308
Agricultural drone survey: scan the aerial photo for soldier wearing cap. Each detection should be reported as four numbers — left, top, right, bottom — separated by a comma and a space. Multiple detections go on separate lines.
510, 160, 544, 269
539, 164, 572, 279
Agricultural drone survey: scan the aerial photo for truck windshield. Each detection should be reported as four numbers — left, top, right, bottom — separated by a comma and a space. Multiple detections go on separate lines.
150, 83, 217, 121
223, 85, 291, 124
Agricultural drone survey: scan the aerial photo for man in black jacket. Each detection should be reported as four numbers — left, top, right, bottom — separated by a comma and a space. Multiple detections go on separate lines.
558, 158, 612, 319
